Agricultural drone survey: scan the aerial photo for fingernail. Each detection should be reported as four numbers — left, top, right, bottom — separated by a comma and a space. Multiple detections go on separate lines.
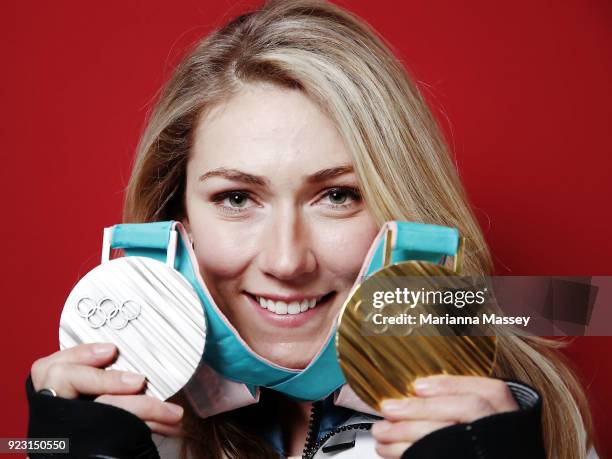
413, 378, 435, 394
381, 399, 405, 412
166, 403, 184, 418
121, 372, 144, 386
93, 344, 115, 356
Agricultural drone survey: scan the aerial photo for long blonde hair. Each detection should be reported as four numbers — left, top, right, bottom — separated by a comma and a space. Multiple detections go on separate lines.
123, 1, 594, 457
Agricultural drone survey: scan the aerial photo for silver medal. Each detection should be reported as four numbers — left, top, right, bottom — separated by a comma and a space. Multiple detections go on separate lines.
59, 227, 206, 401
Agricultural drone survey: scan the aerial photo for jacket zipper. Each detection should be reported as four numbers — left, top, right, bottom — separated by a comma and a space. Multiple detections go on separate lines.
301, 400, 323, 458
301, 400, 372, 459
302, 423, 373, 459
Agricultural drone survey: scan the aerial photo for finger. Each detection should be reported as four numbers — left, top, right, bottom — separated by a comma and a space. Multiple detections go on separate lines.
146, 421, 184, 437
44, 363, 145, 398
380, 394, 496, 423
372, 420, 453, 444
31, 343, 117, 390
375, 441, 412, 459
95, 394, 184, 425
412, 375, 518, 412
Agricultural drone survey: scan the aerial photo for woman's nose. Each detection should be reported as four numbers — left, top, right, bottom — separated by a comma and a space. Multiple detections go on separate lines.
259, 209, 317, 280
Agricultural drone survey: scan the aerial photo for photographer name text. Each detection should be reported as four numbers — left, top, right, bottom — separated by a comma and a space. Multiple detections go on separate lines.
370, 312, 531, 327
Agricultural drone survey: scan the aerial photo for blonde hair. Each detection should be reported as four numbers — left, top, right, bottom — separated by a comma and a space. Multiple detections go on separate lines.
123, 1, 594, 457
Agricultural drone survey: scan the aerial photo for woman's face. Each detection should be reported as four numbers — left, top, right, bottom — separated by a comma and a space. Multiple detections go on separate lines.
183, 82, 379, 369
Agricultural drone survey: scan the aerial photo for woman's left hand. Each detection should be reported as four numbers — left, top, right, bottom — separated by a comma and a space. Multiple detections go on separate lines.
371, 375, 519, 459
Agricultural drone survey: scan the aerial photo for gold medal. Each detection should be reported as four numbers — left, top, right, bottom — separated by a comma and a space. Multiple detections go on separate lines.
336, 228, 497, 410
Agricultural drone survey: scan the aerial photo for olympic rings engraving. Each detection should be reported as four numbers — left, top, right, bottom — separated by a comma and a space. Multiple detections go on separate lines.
76, 297, 141, 330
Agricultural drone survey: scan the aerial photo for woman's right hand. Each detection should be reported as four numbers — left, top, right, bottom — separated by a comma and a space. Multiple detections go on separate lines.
30, 342, 184, 437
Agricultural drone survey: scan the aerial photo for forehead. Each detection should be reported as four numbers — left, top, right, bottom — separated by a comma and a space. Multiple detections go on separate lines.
190, 83, 352, 173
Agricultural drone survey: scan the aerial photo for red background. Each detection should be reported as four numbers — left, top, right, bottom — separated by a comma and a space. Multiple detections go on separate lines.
1, 0, 610, 456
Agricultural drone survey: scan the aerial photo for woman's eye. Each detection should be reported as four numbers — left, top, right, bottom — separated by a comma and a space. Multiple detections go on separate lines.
320, 187, 362, 208
212, 191, 254, 213
226, 192, 249, 208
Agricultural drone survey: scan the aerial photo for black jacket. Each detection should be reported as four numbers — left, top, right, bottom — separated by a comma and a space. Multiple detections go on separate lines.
26, 375, 546, 459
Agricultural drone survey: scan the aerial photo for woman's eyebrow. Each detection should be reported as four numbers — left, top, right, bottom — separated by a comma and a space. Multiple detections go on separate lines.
306, 165, 354, 183
197, 165, 354, 186
198, 168, 268, 186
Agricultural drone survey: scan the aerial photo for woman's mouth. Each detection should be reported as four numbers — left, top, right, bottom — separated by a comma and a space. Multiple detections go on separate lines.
243, 291, 336, 325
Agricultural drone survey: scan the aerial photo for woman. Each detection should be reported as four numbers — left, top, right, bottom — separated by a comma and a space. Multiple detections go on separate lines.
27, 0, 595, 458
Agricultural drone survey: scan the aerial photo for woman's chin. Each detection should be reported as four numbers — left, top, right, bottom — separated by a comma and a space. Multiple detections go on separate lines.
250, 342, 321, 370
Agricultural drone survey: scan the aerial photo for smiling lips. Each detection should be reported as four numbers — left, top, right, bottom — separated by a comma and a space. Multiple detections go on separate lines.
250, 293, 332, 316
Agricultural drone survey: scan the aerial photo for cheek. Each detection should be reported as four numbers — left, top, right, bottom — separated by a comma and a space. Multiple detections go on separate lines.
314, 218, 379, 282
189, 218, 259, 278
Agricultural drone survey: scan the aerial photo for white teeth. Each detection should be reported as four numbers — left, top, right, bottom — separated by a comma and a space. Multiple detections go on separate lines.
287, 301, 300, 314
254, 295, 325, 316
275, 301, 288, 314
